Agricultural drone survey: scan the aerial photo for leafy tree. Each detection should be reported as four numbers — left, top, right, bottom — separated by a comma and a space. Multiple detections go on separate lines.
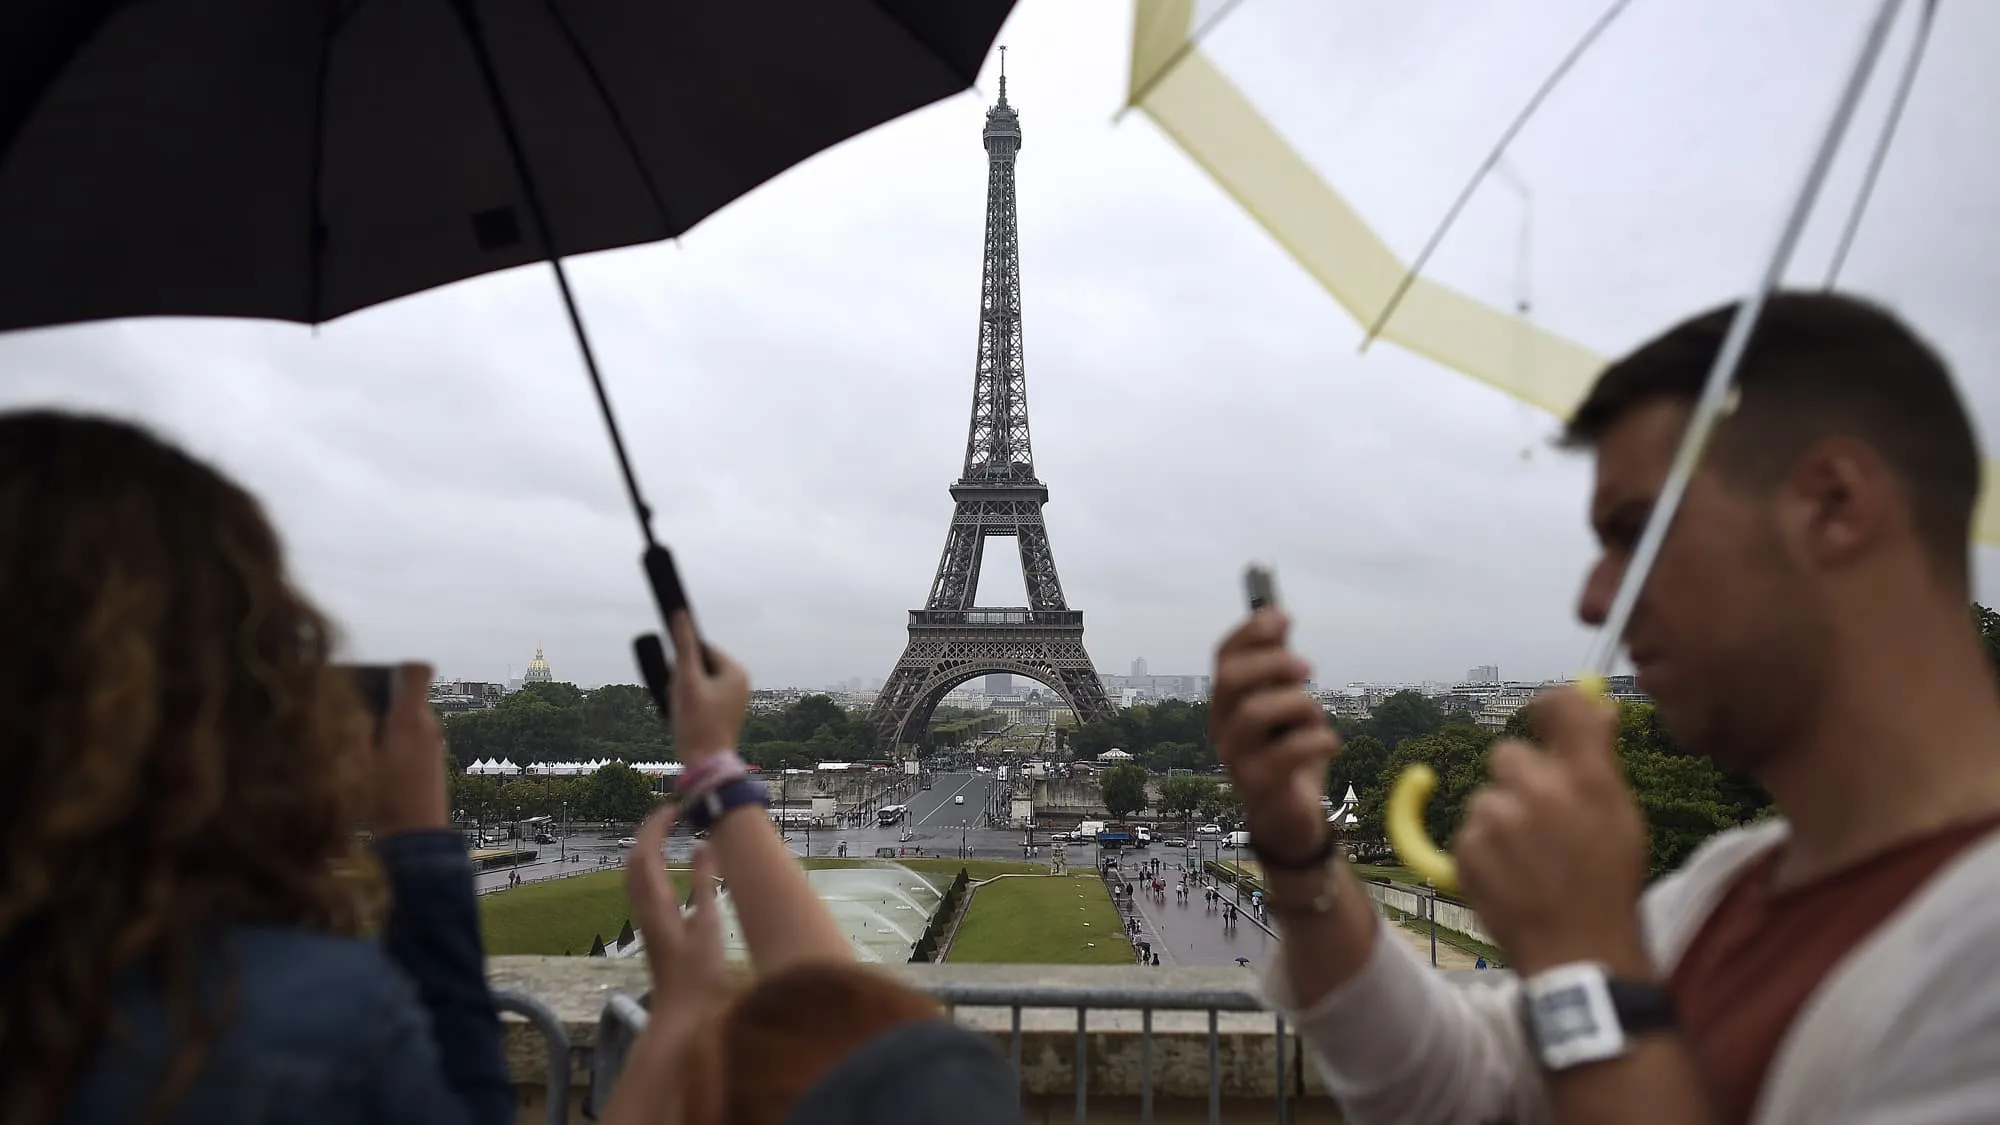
1330, 733, 1389, 805
1142, 740, 1209, 774
1622, 748, 1734, 876
1099, 763, 1150, 820
1197, 784, 1243, 828
1362, 690, 1446, 750
1158, 775, 1217, 832
1371, 698, 1749, 877
744, 739, 813, 772
1355, 725, 1495, 845
1070, 700, 1212, 763
585, 761, 660, 822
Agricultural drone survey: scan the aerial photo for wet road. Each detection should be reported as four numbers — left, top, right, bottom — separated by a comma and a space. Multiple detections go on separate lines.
1109, 854, 1279, 969
475, 770, 1057, 893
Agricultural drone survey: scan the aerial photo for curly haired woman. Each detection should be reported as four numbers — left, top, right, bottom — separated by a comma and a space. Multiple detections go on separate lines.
0, 410, 512, 1125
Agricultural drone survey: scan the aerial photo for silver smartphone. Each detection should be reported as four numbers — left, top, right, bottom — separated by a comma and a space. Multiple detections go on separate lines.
1244, 564, 1279, 611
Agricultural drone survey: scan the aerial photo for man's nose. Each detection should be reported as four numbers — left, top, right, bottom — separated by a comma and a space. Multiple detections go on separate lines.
1577, 557, 1617, 627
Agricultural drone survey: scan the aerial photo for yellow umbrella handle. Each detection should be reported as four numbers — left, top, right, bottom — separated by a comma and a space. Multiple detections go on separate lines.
1384, 673, 1607, 894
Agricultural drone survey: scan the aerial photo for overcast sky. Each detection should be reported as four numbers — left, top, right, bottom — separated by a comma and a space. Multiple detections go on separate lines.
2, 0, 1994, 692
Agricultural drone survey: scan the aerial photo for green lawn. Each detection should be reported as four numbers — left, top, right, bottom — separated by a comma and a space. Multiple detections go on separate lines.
481, 870, 636, 956
804, 857, 1039, 881
481, 857, 1022, 956
946, 875, 1131, 965
1353, 863, 1419, 884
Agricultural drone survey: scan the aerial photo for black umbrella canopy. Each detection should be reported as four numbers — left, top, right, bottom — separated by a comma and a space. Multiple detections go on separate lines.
0, 0, 1015, 334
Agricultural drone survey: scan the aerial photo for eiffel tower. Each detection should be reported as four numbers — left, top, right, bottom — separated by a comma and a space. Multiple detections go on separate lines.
870, 64, 1112, 752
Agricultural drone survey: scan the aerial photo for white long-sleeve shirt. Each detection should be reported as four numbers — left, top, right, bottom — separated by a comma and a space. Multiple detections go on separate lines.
1266, 820, 2000, 1125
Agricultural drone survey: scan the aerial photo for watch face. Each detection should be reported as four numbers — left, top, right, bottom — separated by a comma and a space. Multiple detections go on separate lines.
1530, 983, 1605, 1053
1524, 965, 1628, 1071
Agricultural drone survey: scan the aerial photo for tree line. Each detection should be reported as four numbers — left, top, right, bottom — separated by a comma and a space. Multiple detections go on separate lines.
1066, 684, 1768, 877
442, 685, 882, 825
442, 682, 879, 769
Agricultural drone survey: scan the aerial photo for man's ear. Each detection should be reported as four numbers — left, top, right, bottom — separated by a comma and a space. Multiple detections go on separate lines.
1778, 436, 1894, 568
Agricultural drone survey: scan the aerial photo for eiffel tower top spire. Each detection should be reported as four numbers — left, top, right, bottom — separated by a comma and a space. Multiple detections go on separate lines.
961, 56, 1033, 487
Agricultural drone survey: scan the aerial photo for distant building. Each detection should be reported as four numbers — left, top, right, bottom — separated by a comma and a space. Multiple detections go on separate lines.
1131, 657, 1148, 678
1466, 664, 1500, 685
984, 673, 1011, 695
1099, 672, 1211, 703
523, 645, 553, 684
430, 680, 505, 713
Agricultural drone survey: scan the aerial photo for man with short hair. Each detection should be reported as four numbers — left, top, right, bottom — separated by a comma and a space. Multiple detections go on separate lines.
1212, 293, 2000, 1125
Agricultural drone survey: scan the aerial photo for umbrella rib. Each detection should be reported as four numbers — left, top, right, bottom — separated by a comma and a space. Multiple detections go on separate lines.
446, 0, 657, 548
1358, 0, 1637, 353
1117, 0, 1251, 122
1823, 0, 1937, 289
539, 0, 676, 238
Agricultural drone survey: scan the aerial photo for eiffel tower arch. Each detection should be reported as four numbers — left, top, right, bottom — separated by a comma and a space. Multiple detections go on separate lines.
871, 65, 1113, 752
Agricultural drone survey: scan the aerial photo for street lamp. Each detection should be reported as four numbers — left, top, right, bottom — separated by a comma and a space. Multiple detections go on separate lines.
560, 800, 567, 864
1422, 884, 1440, 968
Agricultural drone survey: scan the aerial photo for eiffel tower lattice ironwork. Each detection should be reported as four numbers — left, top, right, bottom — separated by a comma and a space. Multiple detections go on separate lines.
871, 65, 1112, 751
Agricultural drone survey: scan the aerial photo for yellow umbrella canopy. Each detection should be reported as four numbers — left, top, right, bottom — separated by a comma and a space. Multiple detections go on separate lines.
1125, 0, 2000, 543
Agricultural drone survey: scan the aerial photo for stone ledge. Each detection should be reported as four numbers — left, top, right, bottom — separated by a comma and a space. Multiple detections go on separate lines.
489, 958, 1498, 1120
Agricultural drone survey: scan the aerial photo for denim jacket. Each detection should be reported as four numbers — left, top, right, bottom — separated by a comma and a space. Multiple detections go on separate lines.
63, 831, 515, 1125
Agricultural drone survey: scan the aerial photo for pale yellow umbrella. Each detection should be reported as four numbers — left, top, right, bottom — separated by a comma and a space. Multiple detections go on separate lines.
1126, 0, 1993, 887
1123, 0, 2000, 546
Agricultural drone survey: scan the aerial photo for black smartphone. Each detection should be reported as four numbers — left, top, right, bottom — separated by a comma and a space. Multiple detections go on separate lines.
1244, 564, 1279, 611
339, 664, 401, 720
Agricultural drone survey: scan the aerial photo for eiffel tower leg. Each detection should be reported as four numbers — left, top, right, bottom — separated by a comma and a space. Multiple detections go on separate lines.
869, 628, 1114, 752
927, 521, 983, 611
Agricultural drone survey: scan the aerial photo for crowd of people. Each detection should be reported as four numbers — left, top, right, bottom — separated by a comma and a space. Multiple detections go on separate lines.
7, 290, 1999, 1124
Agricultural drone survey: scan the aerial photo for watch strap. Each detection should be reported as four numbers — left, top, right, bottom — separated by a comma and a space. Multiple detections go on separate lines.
1250, 829, 1339, 872
1608, 977, 1675, 1036
683, 775, 771, 832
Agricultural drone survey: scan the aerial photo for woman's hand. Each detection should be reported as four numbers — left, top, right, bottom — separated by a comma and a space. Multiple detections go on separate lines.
367, 662, 448, 836
667, 610, 749, 763
626, 802, 729, 1035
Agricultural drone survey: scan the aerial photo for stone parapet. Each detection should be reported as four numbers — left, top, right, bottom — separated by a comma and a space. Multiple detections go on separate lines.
488, 958, 1503, 1124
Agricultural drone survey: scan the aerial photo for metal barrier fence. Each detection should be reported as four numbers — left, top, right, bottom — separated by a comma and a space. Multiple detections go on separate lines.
493, 989, 571, 1125
585, 978, 1291, 1125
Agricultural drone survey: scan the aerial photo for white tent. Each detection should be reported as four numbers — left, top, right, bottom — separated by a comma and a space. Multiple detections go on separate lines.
1096, 749, 1134, 762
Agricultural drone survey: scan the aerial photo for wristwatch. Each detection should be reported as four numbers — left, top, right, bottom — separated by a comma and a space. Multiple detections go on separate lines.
1519, 962, 1675, 1071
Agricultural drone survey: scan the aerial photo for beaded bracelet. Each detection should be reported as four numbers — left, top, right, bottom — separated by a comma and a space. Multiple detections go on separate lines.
675, 749, 748, 799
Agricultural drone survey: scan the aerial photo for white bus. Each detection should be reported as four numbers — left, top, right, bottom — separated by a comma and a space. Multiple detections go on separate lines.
877, 804, 909, 826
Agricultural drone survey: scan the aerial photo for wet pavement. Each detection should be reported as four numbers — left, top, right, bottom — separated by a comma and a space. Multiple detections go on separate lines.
1106, 854, 1278, 970
474, 770, 1053, 894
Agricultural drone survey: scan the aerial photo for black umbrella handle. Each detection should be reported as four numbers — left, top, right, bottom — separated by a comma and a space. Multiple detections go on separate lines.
635, 544, 718, 724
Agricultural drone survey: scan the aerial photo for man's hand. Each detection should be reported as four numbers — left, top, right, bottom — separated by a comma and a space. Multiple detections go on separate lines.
366, 662, 448, 836
667, 610, 749, 762
1454, 686, 1651, 976
1211, 609, 1338, 861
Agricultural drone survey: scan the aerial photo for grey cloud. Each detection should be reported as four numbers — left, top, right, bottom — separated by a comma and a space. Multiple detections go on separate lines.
2, 0, 1992, 693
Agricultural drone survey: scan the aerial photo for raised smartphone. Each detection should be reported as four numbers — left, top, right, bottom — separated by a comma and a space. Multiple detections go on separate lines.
339, 663, 401, 720
1244, 564, 1279, 612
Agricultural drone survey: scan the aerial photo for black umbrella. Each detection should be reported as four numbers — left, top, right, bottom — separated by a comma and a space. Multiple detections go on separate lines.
0, 0, 1015, 701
